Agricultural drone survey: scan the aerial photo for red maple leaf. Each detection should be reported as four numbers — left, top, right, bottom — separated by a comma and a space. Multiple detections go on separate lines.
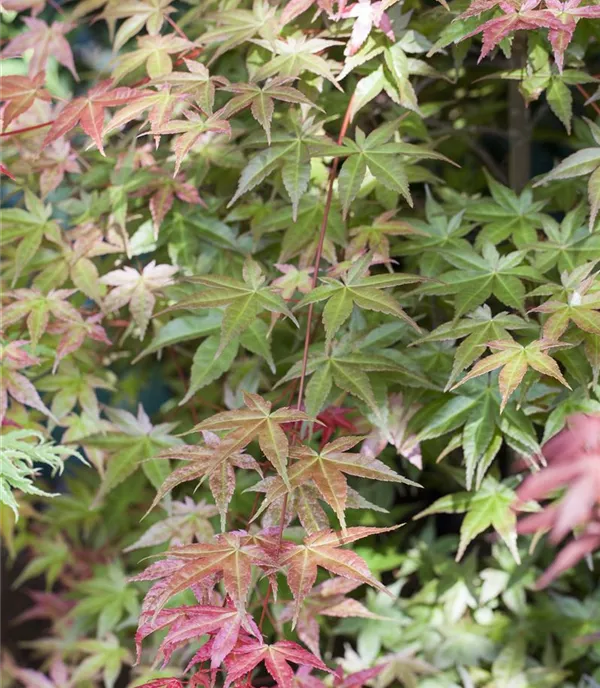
545, 0, 600, 71
1, 19, 78, 80
516, 413, 600, 588
462, 0, 564, 63
0, 72, 51, 130
223, 639, 329, 688
42, 80, 146, 155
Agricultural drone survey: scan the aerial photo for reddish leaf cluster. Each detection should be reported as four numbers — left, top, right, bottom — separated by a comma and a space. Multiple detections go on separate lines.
517, 413, 600, 587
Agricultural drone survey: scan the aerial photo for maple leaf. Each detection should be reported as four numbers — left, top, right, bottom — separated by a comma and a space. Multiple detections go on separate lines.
88, 403, 181, 500
161, 258, 298, 353
147, 430, 262, 530
3, 654, 73, 688
100, 260, 177, 338
461, 0, 564, 64
272, 264, 314, 300
36, 360, 113, 421
413, 304, 532, 389
200, 0, 279, 64
346, 211, 423, 264
295, 253, 423, 346
0, 341, 54, 424
0, 72, 51, 130
417, 476, 532, 562
279, 578, 383, 657
221, 78, 317, 145
252, 36, 343, 89
125, 498, 218, 552
185, 392, 310, 489
152, 110, 232, 175
112, 35, 194, 84
37, 138, 82, 198
517, 413, 600, 587
0, 0, 45, 14
361, 393, 422, 469
464, 171, 549, 249
452, 337, 571, 411
223, 639, 329, 688
1, 190, 62, 286
101, 0, 175, 52
46, 313, 112, 373
134, 530, 278, 614
414, 242, 545, 318
334, 121, 452, 216
534, 118, 600, 228
135, 599, 260, 667
1, 19, 78, 80
41, 80, 144, 155
252, 435, 419, 530
279, 526, 399, 625
151, 59, 228, 114
338, 0, 397, 57
545, 0, 600, 72
103, 86, 186, 152
1, 288, 81, 347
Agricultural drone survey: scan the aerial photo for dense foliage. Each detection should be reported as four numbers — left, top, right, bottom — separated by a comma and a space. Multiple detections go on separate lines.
2, 0, 600, 685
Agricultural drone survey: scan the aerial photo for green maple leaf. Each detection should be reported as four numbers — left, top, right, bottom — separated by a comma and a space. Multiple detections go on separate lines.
87, 404, 181, 502
220, 77, 317, 144
200, 0, 279, 63
252, 36, 343, 89
415, 242, 545, 318
416, 477, 532, 563
112, 35, 193, 83
295, 253, 423, 347
1, 191, 62, 286
413, 378, 541, 487
228, 118, 342, 219
413, 304, 533, 389
346, 210, 425, 263
398, 189, 473, 276
465, 171, 549, 248
335, 120, 452, 217
278, 340, 429, 417
452, 338, 571, 411
530, 203, 600, 273
160, 257, 297, 352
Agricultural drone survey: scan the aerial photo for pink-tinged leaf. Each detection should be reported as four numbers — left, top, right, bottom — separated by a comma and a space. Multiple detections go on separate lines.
0, 72, 51, 128
224, 640, 329, 688
516, 413, 600, 586
1, 18, 78, 80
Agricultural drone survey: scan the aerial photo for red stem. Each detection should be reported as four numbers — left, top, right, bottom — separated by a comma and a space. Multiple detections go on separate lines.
0, 120, 53, 138
256, 95, 356, 632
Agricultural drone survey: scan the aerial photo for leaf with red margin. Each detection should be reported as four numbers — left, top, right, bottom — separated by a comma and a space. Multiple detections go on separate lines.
224, 639, 329, 688
279, 526, 400, 626
1, 18, 78, 80
0, 72, 51, 129
42, 80, 147, 155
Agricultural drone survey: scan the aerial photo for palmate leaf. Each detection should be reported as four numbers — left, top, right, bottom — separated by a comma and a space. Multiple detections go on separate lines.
295, 253, 424, 346
279, 526, 399, 626
334, 120, 453, 217
223, 638, 328, 688
250, 435, 419, 530
184, 392, 310, 489
278, 346, 428, 417
133, 530, 278, 614
160, 258, 297, 352
416, 477, 531, 563
220, 78, 317, 144
414, 242, 545, 318
464, 171, 550, 249
135, 599, 260, 667
413, 305, 533, 389
452, 338, 571, 411
530, 202, 600, 273
147, 431, 262, 531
